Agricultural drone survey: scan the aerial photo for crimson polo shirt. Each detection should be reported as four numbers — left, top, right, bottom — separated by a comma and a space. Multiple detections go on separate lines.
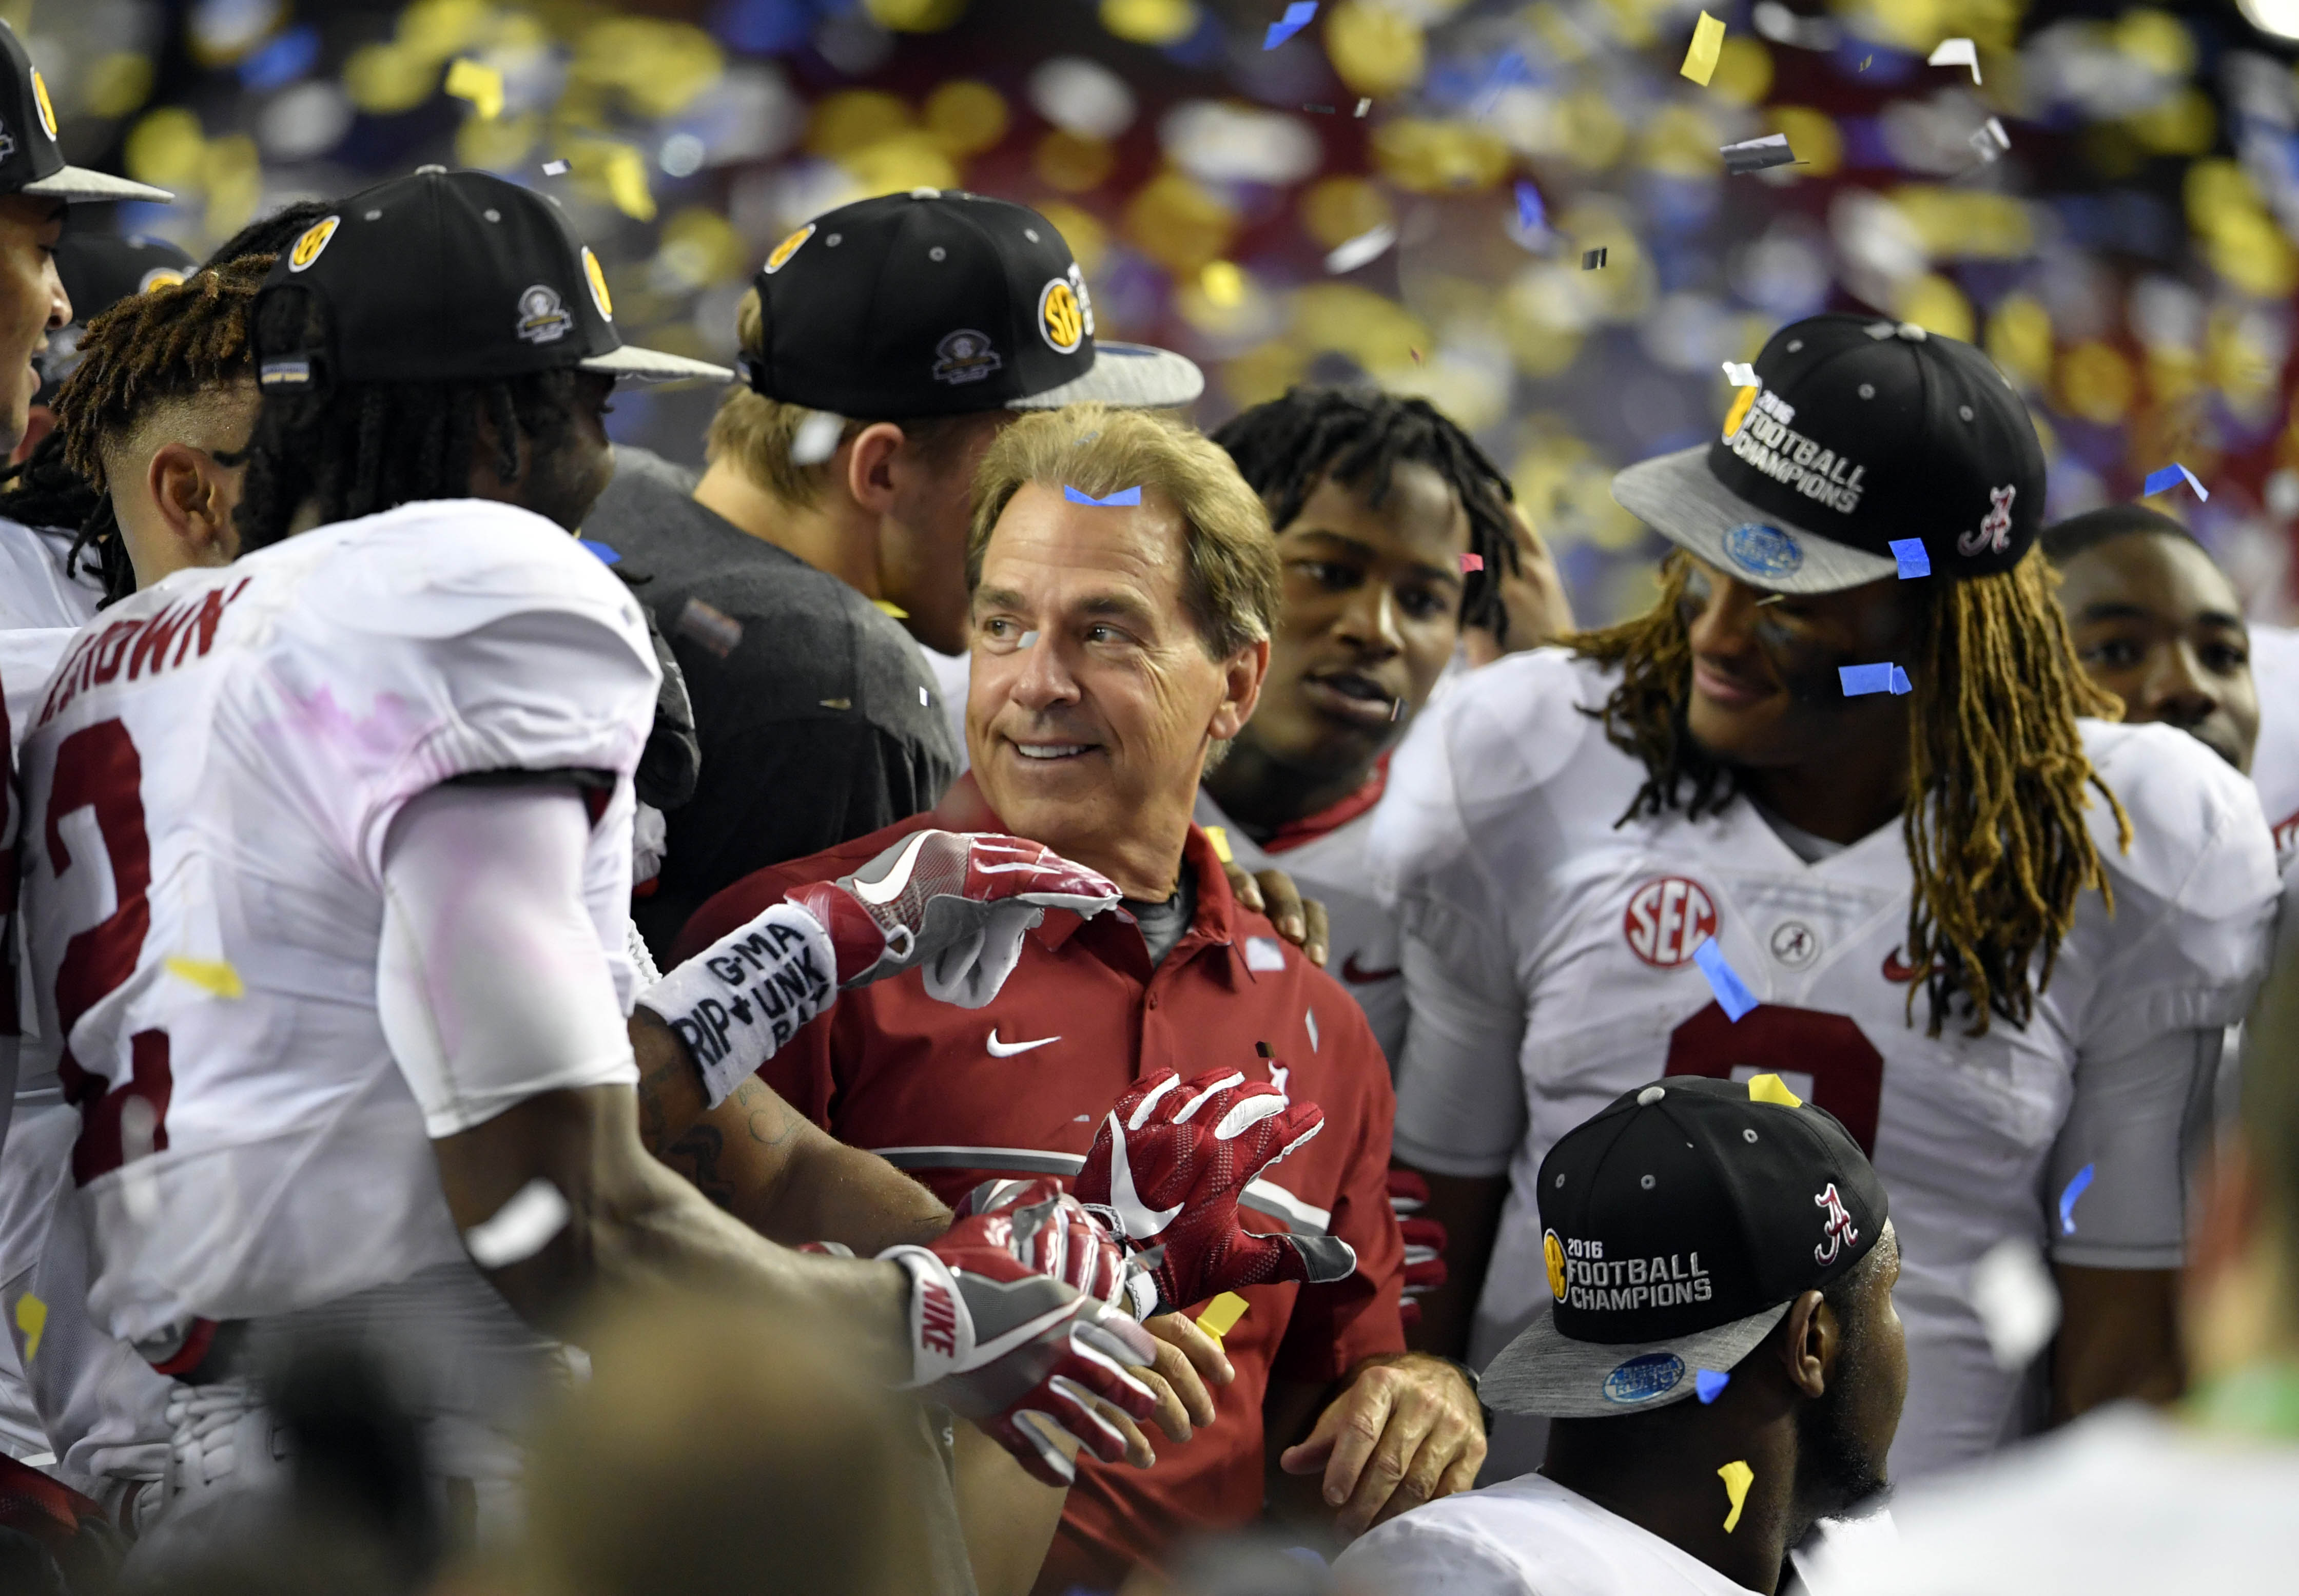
674, 775, 1407, 1586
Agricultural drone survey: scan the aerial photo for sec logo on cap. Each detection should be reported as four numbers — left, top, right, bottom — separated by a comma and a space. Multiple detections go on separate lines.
764, 223, 814, 275
582, 246, 613, 321
287, 216, 340, 274
30, 68, 55, 139
1623, 875, 1717, 968
1544, 1230, 1568, 1300
1039, 277, 1085, 355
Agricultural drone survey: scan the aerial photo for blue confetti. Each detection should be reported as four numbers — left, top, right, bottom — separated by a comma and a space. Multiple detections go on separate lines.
238, 25, 322, 92
1890, 665, 1911, 695
1889, 538, 1930, 579
577, 539, 621, 565
1514, 180, 1547, 236
1263, 1, 1317, 48
2059, 1163, 2095, 1235
2141, 462, 2209, 502
1696, 1369, 1730, 1404
1064, 485, 1143, 507
1692, 938, 1759, 1023
1839, 663, 1895, 696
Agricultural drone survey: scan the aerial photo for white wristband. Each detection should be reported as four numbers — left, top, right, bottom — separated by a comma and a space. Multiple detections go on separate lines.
635, 900, 837, 1108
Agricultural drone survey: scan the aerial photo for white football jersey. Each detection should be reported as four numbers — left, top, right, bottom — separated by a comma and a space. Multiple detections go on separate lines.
2247, 621, 2299, 862
1197, 775, 1407, 1065
0, 518, 101, 634
16, 501, 658, 1348
1370, 649, 2276, 1480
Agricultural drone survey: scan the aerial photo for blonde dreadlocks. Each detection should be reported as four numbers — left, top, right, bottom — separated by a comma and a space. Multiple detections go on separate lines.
1571, 548, 2131, 1037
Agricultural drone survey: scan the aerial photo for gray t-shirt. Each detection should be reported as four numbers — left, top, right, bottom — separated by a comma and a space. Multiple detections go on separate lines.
1126, 867, 1199, 967
583, 447, 959, 955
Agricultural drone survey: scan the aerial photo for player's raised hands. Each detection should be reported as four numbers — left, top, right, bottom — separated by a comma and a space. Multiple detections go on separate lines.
1076, 1066, 1356, 1314
789, 829, 1120, 1002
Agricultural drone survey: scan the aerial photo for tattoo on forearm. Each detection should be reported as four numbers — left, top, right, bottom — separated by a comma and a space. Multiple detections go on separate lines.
663, 1124, 736, 1213
732, 1079, 801, 1150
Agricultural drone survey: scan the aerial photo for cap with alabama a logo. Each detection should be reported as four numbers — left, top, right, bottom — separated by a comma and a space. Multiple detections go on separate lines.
742, 188, 1202, 418
1611, 312, 2045, 595
253, 166, 730, 392
0, 21, 171, 203
1482, 1073, 1888, 1419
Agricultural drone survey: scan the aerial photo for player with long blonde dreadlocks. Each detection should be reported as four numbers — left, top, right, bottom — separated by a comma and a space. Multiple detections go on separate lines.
1372, 313, 2277, 1488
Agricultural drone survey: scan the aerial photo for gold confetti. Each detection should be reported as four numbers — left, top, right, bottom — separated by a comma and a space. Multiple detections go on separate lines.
1746, 1073, 1802, 1109
1197, 1291, 1250, 1339
872, 599, 910, 619
603, 144, 656, 222
14, 1295, 45, 1363
164, 957, 244, 1000
1681, 11, 1726, 87
443, 57, 504, 122
1204, 826, 1234, 864
1719, 1459, 1754, 1531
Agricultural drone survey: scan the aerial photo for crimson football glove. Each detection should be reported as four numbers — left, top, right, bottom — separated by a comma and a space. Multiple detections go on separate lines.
1075, 1067, 1356, 1315
788, 830, 1120, 1001
954, 1178, 1159, 1321
1387, 1167, 1449, 1329
882, 1184, 1160, 1488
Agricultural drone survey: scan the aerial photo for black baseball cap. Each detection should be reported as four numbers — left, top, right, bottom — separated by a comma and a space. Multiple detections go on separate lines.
37, 230, 196, 395
743, 189, 1202, 417
0, 22, 170, 204
1481, 1074, 1889, 1418
1613, 313, 2045, 593
254, 166, 731, 394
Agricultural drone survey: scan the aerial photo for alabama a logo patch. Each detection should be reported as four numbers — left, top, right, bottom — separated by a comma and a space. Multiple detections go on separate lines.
287, 215, 340, 273
516, 284, 574, 344
1958, 483, 2016, 558
1814, 1181, 1858, 1264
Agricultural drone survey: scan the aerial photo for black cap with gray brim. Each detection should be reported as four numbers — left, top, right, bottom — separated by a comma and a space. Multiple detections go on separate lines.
1483, 1074, 1888, 1419
1613, 312, 2045, 596
0, 22, 172, 205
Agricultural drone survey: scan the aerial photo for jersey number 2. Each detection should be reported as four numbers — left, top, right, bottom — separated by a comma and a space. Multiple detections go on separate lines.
1665, 1002, 1882, 1156
44, 718, 172, 1186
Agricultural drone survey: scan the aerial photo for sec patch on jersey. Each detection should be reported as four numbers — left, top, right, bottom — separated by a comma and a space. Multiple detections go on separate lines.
1623, 875, 1718, 968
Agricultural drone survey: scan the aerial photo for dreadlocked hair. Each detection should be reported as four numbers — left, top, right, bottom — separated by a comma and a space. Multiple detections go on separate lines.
1211, 384, 1520, 641
232, 285, 581, 553
1570, 547, 2131, 1037
0, 430, 118, 600
41, 256, 273, 603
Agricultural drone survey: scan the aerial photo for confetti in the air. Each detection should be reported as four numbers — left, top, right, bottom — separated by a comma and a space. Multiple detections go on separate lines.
1859, 54, 1872, 71
1019, 630, 1039, 649
1928, 36, 1981, 84
873, 598, 909, 619
1263, 1, 1317, 49
1746, 1073, 1801, 1108
1839, 663, 1912, 696
1969, 118, 2011, 164
465, 1178, 573, 1269
1722, 361, 1759, 387
2142, 462, 2209, 502
919, 686, 930, 707
1891, 538, 1931, 578
1459, 552, 1484, 573
676, 597, 744, 657
1354, 98, 1371, 116
1582, 247, 1607, 270
2058, 1163, 2095, 1235
1693, 938, 1759, 1022
1245, 937, 1288, 971
1409, 347, 1422, 363
541, 159, 569, 176
603, 144, 655, 221
1204, 825, 1234, 864
164, 957, 244, 999
14, 1295, 45, 1363
1303, 103, 1334, 114
1696, 1369, 1730, 1404
1681, 11, 1726, 86
1970, 1237, 2061, 1370
444, 57, 504, 121
1718, 1460, 1755, 1532
1198, 1291, 1251, 1338
790, 410, 844, 466
1065, 485, 1143, 507
1324, 223, 1398, 275
1514, 180, 1547, 237
1721, 134, 1798, 175
1390, 699, 1404, 722
577, 538, 620, 566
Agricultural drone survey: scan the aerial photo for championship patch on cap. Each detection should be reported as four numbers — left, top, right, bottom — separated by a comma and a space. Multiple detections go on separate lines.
764, 223, 814, 275
932, 328, 1001, 385
1039, 276, 1085, 354
582, 245, 613, 320
516, 283, 574, 344
1724, 521, 1803, 578
30, 67, 54, 138
287, 216, 339, 274
1603, 1352, 1686, 1406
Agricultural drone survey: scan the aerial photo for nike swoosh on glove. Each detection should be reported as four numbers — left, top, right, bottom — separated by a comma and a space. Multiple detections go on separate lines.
788, 831, 1120, 1006
1074, 1067, 1357, 1315
1387, 1167, 1450, 1329
956, 1178, 1160, 1321
883, 1193, 1161, 1488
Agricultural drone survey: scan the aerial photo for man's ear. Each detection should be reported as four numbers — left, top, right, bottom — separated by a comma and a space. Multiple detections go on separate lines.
845, 422, 907, 515
1210, 637, 1271, 742
147, 442, 241, 567
1777, 1288, 1836, 1400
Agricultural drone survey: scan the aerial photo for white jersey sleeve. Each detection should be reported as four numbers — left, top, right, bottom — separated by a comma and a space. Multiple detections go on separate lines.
2049, 721, 2277, 1267
2244, 621, 2299, 851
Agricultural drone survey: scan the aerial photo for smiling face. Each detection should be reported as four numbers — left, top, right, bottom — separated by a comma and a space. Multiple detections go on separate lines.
2055, 531, 2257, 774
1231, 463, 1468, 785
0, 193, 68, 454
1680, 555, 1921, 775
966, 482, 1267, 898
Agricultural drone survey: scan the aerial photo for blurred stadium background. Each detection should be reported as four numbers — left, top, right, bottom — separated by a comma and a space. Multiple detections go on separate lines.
29, 0, 2299, 625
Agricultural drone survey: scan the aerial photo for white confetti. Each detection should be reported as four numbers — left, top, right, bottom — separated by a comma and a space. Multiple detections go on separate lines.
1927, 36, 1980, 85
542, 159, 569, 175
1304, 1006, 1320, 1052
1324, 223, 1397, 275
1245, 936, 1288, 971
1019, 630, 1039, 649
790, 410, 844, 466
464, 1178, 572, 1269
1722, 361, 1760, 386
1969, 1237, 2060, 1370
919, 686, 930, 706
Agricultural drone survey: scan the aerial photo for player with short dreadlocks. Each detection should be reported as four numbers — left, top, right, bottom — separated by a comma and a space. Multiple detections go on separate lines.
1372, 314, 2277, 1488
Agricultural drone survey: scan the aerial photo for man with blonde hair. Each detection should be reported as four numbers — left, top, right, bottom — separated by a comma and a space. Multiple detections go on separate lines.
583, 190, 1204, 955
663, 404, 1484, 1591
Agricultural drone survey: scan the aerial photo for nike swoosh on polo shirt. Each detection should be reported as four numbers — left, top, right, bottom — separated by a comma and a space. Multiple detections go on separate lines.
986, 1028, 1060, 1057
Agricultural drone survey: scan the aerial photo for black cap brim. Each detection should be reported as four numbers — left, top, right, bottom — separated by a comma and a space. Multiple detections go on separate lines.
1614, 444, 1900, 595
22, 166, 172, 204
